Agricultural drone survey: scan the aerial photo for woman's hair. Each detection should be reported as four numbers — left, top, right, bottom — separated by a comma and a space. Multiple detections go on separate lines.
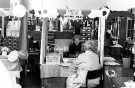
73, 34, 81, 41
83, 40, 98, 53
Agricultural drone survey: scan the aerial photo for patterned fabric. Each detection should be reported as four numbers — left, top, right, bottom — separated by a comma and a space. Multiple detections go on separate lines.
2, 37, 20, 50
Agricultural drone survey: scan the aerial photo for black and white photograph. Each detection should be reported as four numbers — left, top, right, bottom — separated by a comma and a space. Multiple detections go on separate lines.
0, 0, 135, 88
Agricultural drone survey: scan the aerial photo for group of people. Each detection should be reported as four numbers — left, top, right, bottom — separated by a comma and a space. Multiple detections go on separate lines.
0, 33, 102, 88
67, 34, 102, 88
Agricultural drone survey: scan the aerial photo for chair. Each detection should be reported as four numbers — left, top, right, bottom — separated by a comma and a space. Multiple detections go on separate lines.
83, 68, 103, 88
19, 59, 28, 88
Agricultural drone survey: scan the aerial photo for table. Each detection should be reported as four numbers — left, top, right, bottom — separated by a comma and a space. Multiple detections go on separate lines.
40, 63, 75, 88
40, 63, 74, 78
40, 58, 75, 88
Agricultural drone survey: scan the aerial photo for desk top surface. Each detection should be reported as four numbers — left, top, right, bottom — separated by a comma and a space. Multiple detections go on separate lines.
105, 65, 134, 88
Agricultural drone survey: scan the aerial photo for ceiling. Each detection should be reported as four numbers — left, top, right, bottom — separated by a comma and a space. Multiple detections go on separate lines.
21, 0, 135, 11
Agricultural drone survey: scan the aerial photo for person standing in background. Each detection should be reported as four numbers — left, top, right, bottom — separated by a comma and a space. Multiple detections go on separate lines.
68, 35, 82, 58
104, 29, 113, 56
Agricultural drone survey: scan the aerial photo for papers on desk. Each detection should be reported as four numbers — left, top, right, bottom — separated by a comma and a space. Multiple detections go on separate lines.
104, 57, 116, 62
46, 53, 60, 65
104, 61, 120, 66
63, 58, 76, 63
0, 55, 8, 59
104, 57, 120, 66
59, 63, 71, 67
120, 80, 135, 88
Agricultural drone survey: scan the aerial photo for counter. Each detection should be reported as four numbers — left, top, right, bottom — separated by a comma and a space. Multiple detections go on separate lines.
40, 56, 135, 88
40, 58, 75, 88
40, 63, 74, 78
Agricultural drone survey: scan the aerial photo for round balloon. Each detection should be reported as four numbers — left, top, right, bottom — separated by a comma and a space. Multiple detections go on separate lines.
12, 4, 26, 17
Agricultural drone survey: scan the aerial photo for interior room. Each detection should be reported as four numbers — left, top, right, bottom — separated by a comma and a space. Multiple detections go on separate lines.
0, 0, 135, 88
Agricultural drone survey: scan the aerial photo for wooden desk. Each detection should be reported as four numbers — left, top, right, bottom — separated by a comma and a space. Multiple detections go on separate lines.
40, 63, 74, 88
40, 58, 75, 88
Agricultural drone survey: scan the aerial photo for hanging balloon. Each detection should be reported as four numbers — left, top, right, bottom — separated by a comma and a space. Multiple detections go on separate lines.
81, 10, 91, 17
43, 10, 47, 14
12, 4, 26, 17
46, 9, 58, 18
88, 10, 102, 18
57, 9, 66, 17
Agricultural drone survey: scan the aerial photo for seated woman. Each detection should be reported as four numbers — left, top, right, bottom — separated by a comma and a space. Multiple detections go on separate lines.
67, 40, 102, 88
68, 35, 82, 58
81, 40, 102, 88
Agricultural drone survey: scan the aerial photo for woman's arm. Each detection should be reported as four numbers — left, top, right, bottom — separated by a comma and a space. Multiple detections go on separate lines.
18, 50, 28, 60
75, 54, 85, 66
